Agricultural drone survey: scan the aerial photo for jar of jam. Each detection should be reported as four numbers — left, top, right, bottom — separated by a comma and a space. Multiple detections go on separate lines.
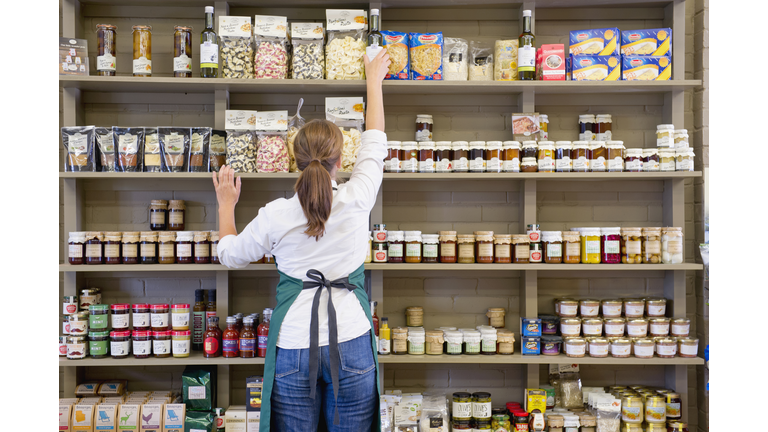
387, 231, 405, 263
68, 232, 86, 265
579, 227, 601, 264
435, 141, 452, 173
158, 231, 176, 264
391, 327, 408, 355
521, 157, 537, 173
66, 335, 88, 359
151, 304, 170, 331
571, 141, 590, 172
601, 227, 621, 264
110, 304, 130, 330
643, 148, 660, 171
485, 141, 502, 173
79, 288, 102, 310
372, 242, 388, 263
512, 235, 530, 263
152, 330, 171, 357
194, 231, 210, 264
120, 231, 139, 264
606, 141, 625, 172
140, 231, 158, 264
521, 141, 537, 159
132, 303, 150, 331
588, 141, 607, 172
501, 141, 520, 172
172, 330, 192, 358
595, 114, 612, 141
529, 242, 543, 263
415, 114, 433, 141
457, 234, 476, 263
539, 114, 549, 139
173, 25, 193, 78
401, 141, 418, 173
542, 231, 562, 263
554, 141, 572, 172
404, 231, 422, 263
69, 311, 89, 336
418, 142, 435, 173
172, 303, 190, 330
493, 234, 512, 263
132, 330, 152, 358
63, 296, 78, 315
209, 231, 220, 264
537, 141, 555, 172
89, 331, 110, 358
624, 148, 643, 172
422, 234, 439, 263
578, 114, 596, 141
621, 227, 643, 264
175, 231, 194, 263
89, 304, 109, 331
85, 232, 104, 265
103, 232, 122, 264
110, 330, 132, 358
474, 231, 494, 263
131, 25, 152, 77
96, 24, 117, 76
385, 141, 402, 173
150, 200, 168, 231
469, 141, 486, 173
439, 231, 458, 263
168, 200, 186, 230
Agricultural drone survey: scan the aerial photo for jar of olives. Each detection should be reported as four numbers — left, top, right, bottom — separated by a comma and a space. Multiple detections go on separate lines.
621, 227, 643, 264
641, 227, 662, 264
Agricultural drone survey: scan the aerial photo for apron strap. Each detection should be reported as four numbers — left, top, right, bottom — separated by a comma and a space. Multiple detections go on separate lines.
303, 269, 357, 425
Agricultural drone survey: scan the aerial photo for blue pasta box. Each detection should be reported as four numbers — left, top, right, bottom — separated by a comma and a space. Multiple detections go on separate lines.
622, 56, 672, 81
569, 27, 620, 56
409, 32, 443, 80
570, 54, 621, 81
522, 337, 540, 355
521, 318, 542, 337
621, 28, 672, 57
381, 30, 409, 80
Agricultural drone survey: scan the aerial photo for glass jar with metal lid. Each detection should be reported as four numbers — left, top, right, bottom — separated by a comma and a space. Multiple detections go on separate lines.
415, 114, 433, 141
96, 24, 117, 76
645, 395, 666, 424
511, 235, 530, 263
665, 392, 682, 420
472, 392, 492, 421
69, 311, 90, 336
66, 335, 88, 359
434, 141, 452, 172
621, 396, 643, 424
474, 231, 494, 263
564, 337, 586, 358
571, 141, 590, 172
469, 141, 486, 173
541, 231, 562, 264
493, 234, 512, 263
88, 304, 109, 331
401, 141, 419, 173
671, 317, 690, 337
620, 227, 643, 264
649, 317, 670, 337
656, 124, 674, 147
646, 297, 667, 317
557, 299, 578, 318
79, 288, 102, 310
485, 141, 502, 173
588, 337, 609, 357
555, 141, 572, 172
676, 148, 695, 172
521, 157, 537, 173
624, 148, 643, 172
602, 300, 623, 318
603, 318, 625, 337
659, 148, 676, 172
404, 231, 423, 263
385, 141, 402, 173
418, 142, 435, 173
624, 299, 645, 318
452, 141, 469, 172
131, 25, 152, 77
595, 114, 612, 141
560, 318, 581, 338
405, 306, 424, 327
387, 231, 405, 263
606, 141, 625, 172
610, 337, 632, 358
579, 299, 600, 317
632, 338, 655, 358
655, 337, 678, 358
439, 231, 458, 263
642, 148, 660, 171
457, 234, 476, 263
501, 141, 521, 172
601, 227, 621, 264
579, 115, 596, 141
521, 141, 538, 159
673, 129, 689, 149
582, 318, 602, 337
588, 141, 607, 172
678, 338, 699, 358
537, 141, 556, 172
421, 234, 439, 263
453, 392, 472, 420
626, 318, 648, 338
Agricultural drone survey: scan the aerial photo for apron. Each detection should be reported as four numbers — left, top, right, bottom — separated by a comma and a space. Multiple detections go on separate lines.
259, 263, 381, 432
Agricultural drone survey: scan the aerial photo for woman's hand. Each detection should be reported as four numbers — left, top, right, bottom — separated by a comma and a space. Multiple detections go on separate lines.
212, 165, 242, 210
364, 49, 391, 86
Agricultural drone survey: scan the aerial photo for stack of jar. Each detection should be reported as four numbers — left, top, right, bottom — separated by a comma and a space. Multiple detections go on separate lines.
529, 298, 698, 359
567, 227, 684, 264
221, 308, 272, 358
611, 385, 687, 431
450, 392, 495, 431
67, 230, 221, 265
656, 124, 695, 172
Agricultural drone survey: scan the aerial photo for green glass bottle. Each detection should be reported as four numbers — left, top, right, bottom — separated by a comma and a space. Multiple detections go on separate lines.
200, 6, 218, 78
518, 9, 535, 81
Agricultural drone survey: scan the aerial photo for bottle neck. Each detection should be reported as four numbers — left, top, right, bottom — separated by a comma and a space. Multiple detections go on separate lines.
227, 323, 236, 330
523, 16, 531, 34
370, 15, 380, 32
205, 12, 214, 30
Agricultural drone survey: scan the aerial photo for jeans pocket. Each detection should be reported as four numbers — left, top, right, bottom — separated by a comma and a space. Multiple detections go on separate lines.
339, 333, 375, 375
275, 347, 301, 379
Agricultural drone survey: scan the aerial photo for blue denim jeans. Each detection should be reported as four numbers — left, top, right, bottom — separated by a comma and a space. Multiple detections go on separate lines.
271, 331, 377, 432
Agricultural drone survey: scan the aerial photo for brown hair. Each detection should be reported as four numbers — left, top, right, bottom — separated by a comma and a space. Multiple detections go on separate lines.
293, 119, 344, 240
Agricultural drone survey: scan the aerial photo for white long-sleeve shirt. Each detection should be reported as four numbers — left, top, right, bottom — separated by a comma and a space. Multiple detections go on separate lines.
218, 129, 386, 349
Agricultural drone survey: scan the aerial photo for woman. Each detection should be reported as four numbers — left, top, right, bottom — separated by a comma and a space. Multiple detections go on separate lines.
213, 49, 391, 432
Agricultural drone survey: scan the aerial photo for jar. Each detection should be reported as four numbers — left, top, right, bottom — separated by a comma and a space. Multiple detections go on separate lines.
471, 392, 492, 422
110, 330, 131, 359
131, 25, 152, 77
512, 235, 530, 263
172, 303, 191, 331
158, 231, 176, 264
606, 141, 625, 172
151, 304, 170, 331
418, 142, 435, 173
656, 337, 677, 358
588, 141, 607, 172
401, 141, 418, 173
526, 224, 540, 242
175, 231, 194, 264
404, 231, 422, 263
96, 24, 117, 76
415, 114, 433, 141
407, 329, 425, 355
405, 307, 424, 327
513, 412, 530, 431
501, 141, 521, 172
391, 327, 408, 355
671, 318, 691, 337
416, 234, 438, 263
521, 157, 537, 172
491, 415, 511, 432
453, 392, 472, 421
209, 231, 220, 264
578, 228, 601, 264
642, 148, 660, 171
569, 141, 589, 172
588, 337, 609, 357
66, 336, 88, 360
529, 243, 543, 262
624, 299, 645, 318
79, 288, 102, 310
582, 318, 602, 337
610, 338, 631, 358
521, 141, 537, 159
385, 141, 403, 173
659, 149, 676, 172
85, 232, 104, 265
603, 318, 625, 337
469, 141, 486, 173
618, 227, 643, 264
633, 338, 655, 358
645, 396, 666, 424
661, 227, 684, 264
439, 231, 458, 263
560, 318, 581, 338
445, 330, 463, 355
621, 396, 644, 424
434, 141, 452, 173
626, 318, 649, 338
678, 338, 699, 358
656, 124, 674, 147
63, 296, 78, 316
665, 392, 682, 421
457, 234, 476, 263
68, 232, 86, 265
463, 330, 481, 354
132, 303, 151, 331
540, 231, 562, 264
387, 231, 405, 263
595, 114, 612, 141
110, 304, 130, 330
601, 227, 621, 264
579, 114, 596, 141
474, 231, 494, 263
539, 114, 549, 139
131, 330, 152, 359
88, 305, 109, 331
194, 231, 210, 264
173, 25, 192, 78
557, 299, 578, 318
537, 141, 555, 172
485, 141, 502, 173
480, 328, 497, 355
150, 200, 168, 231
560, 231, 580, 264
564, 337, 586, 357
602, 300, 623, 318
153, 330, 171, 358
452, 141, 469, 172
139, 231, 158, 264
540, 315, 558, 335
497, 331, 514, 354
541, 335, 562, 355
172, 330, 191, 358
676, 149, 695, 171
554, 141, 572, 172
372, 242, 388, 263
89, 331, 110, 359
168, 200, 186, 231
649, 317, 670, 337
452, 420, 471, 430
642, 227, 662, 263
425, 330, 444, 355
624, 148, 643, 172
646, 298, 667, 317
117, 231, 139, 264
492, 235, 511, 263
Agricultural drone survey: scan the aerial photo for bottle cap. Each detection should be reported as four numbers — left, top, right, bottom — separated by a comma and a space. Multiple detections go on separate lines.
523, 9, 531, 16
370, 9, 380, 15
205, 6, 214, 13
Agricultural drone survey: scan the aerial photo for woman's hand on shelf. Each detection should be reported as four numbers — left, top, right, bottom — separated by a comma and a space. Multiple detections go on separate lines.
364, 49, 391, 87
212, 165, 241, 211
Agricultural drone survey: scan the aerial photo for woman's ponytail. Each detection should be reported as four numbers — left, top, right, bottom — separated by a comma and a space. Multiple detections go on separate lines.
293, 120, 344, 241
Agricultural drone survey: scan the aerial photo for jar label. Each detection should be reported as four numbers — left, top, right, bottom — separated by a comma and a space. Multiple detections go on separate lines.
63, 321, 70, 334
660, 159, 676, 172
89, 340, 108, 355
646, 407, 666, 423
671, 324, 689, 336
604, 323, 623, 336
667, 402, 681, 418
406, 243, 422, 257
172, 312, 190, 328
150, 212, 165, 224
401, 159, 418, 172
374, 250, 388, 262
625, 240, 641, 255
538, 157, 554, 171
63, 302, 78, 315
645, 240, 661, 254
441, 243, 456, 257
560, 323, 580, 336
478, 243, 494, 257
495, 244, 511, 258
211, 243, 218, 257
67, 343, 87, 358
133, 312, 150, 327
435, 158, 451, 171
90, 314, 108, 329
546, 243, 562, 258
111, 340, 130, 356
582, 323, 601, 335
627, 325, 646, 337
611, 344, 630, 356
205, 337, 220, 354
487, 157, 501, 171
388, 244, 403, 258
200, 42, 219, 67
112, 314, 130, 329
195, 244, 210, 257
596, 131, 612, 142
153, 339, 171, 355
86, 244, 102, 258
415, 129, 431, 141
528, 231, 540, 242
514, 245, 529, 259
565, 343, 585, 356
68, 245, 83, 258
133, 56, 152, 74
481, 340, 496, 351
173, 339, 191, 355
603, 304, 621, 316
379, 338, 390, 354
458, 244, 474, 259
408, 342, 424, 354
589, 158, 606, 171
648, 305, 665, 316
151, 312, 170, 327
608, 157, 623, 171
604, 240, 620, 254
123, 244, 138, 258
159, 243, 175, 257
69, 320, 88, 334
585, 240, 600, 254
625, 159, 643, 171
240, 337, 256, 351
105, 244, 120, 258
650, 322, 669, 335
556, 157, 571, 171
96, 53, 116, 71
374, 231, 388, 242
580, 304, 598, 316
141, 244, 156, 257
644, 159, 660, 171
667, 240, 683, 254
418, 160, 435, 172
565, 242, 580, 257
452, 402, 471, 419
472, 401, 491, 419
177, 244, 192, 258
622, 406, 641, 422
453, 157, 469, 171
423, 244, 438, 258
174, 54, 192, 73
573, 156, 589, 171
677, 159, 692, 171
469, 158, 484, 171
502, 158, 520, 172
530, 250, 542, 262
625, 305, 643, 317
223, 339, 239, 353
634, 344, 654, 357
579, 132, 593, 141
169, 212, 184, 224
590, 343, 608, 356
393, 339, 407, 352
133, 339, 151, 355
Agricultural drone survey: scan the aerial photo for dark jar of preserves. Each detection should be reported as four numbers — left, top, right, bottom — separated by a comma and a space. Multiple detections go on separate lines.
175, 231, 194, 264
173, 25, 193, 78
132, 303, 151, 331
96, 24, 117, 76
149, 200, 168, 231
385, 141, 402, 173
121, 231, 140, 264
571, 141, 590, 172
204, 316, 222, 358
104, 231, 122, 264
210, 231, 220, 264
194, 231, 210, 264
158, 231, 176, 264
521, 141, 538, 159
132, 330, 152, 359
139, 231, 158, 264
521, 157, 537, 173
474, 231, 495, 264
110, 330, 131, 359
168, 200, 186, 231
68, 232, 86, 265
110, 304, 130, 330
387, 231, 405, 263
624, 148, 643, 172
434, 141, 452, 173
588, 142, 607, 172
150, 304, 170, 331
578, 114, 595, 141
555, 141, 572, 172
418, 142, 435, 173
422, 234, 439, 263
452, 141, 469, 173
469, 141, 486, 173
85, 232, 104, 265
152, 330, 171, 358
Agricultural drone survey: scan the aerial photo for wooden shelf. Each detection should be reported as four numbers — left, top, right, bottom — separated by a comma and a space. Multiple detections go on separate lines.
59, 352, 265, 367
77, 0, 675, 6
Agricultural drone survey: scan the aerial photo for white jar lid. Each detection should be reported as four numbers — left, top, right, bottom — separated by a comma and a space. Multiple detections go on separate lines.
595, 114, 612, 122
579, 227, 601, 236
387, 141, 402, 149
601, 227, 621, 236
452, 140, 469, 147
402, 141, 418, 147
502, 141, 521, 149
538, 143, 555, 150
579, 114, 596, 122
626, 148, 643, 155
469, 141, 486, 148
642, 148, 659, 155
418, 142, 435, 150
486, 141, 502, 149
657, 124, 675, 130
539, 114, 549, 122
387, 231, 404, 241
522, 140, 538, 148
541, 231, 563, 242
436, 141, 451, 147
422, 234, 439, 243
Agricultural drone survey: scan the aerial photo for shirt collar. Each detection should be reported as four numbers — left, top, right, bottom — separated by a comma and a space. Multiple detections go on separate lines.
331, 180, 338, 189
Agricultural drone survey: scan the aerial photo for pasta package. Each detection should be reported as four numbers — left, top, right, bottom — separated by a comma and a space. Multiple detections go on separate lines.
621, 56, 671, 81
254, 111, 290, 173
291, 22, 324, 80
569, 27, 621, 56
381, 30, 409, 80
469, 40, 493, 81
494, 39, 518, 81
443, 37, 468, 81
621, 28, 671, 57
326, 97, 364, 172
225, 110, 258, 173
253, 15, 288, 79
219, 16, 254, 79
570, 55, 620, 81
326, 10, 367, 80
409, 32, 443, 80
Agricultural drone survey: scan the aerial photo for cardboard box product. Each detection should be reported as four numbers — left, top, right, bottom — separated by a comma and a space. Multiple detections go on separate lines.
246, 376, 263, 412
570, 55, 620, 81
525, 389, 547, 414
621, 28, 671, 57
163, 404, 186, 431
621, 56, 672, 81
60, 404, 73, 432
538, 44, 566, 81
76, 382, 102, 397
522, 336, 541, 355
569, 28, 620, 56
117, 404, 141, 431
225, 406, 247, 432
94, 404, 118, 431
521, 318, 542, 337
140, 404, 164, 432
99, 380, 128, 396
73, 404, 95, 432
512, 113, 540, 142
246, 411, 261, 432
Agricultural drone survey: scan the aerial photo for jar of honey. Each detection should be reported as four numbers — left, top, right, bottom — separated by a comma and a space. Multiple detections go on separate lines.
457, 234, 476, 263
405, 231, 423, 263
485, 141, 502, 173
501, 141, 520, 172
537, 141, 555, 173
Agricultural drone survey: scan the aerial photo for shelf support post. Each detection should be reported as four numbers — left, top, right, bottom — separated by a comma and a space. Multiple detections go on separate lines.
370, 184, 384, 390
519, 179, 536, 234
215, 90, 230, 131
520, 270, 538, 390
216, 270, 231, 408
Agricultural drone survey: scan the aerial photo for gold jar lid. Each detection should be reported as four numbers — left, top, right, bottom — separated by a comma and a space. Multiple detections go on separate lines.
406, 306, 424, 314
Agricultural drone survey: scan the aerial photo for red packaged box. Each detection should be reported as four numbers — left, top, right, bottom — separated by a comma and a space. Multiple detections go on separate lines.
538, 44, 566, 81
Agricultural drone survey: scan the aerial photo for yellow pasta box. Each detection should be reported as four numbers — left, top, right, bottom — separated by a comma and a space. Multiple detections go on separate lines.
621, 28, 671, 57
525, 389, 547, 414
570, 55, 620, 81
409, 32, 443, 80
622, 56, 672, 81
569, 27, 620, 56
381, 30, 409, 80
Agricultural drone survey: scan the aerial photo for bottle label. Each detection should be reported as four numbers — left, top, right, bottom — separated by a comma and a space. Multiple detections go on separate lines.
123, 244, 138, 258
440, 243, 455, 257
469, 158, 484, 171
205, 337, 220, 354
487, 157, 501, 171
502, 158, 520, 172
169, 212, 184, 224
111, 340, 130, 356
200, 42, 219, 68
622, 406, 641, 422
96, 54, 116, 71
518, 45, 535, 72
141, 243, 156, 257
379, 338, 390, 354
258, 335, 268, 351
418, 159, 435, 172
193, 312, 206, 344
195, 244, 210, 257
151, 312, 169, 327
133, 340, 151, 355
573, 156, 589, 171
150, 212, 165, 224
133, 312, 150, 327
556, 157, 571, 170
667, 402, 682, 418
105, 244, 120, 258
453, 157, 469, 171
86, 244, 102, 258
223, 339, 239, 353
423, 244, 438, 258
608, 157, 624, 171
388, 244, 403, 258
174, 54, 192, 73
546, 243, 562, 258
133, 56, 152, 74
69, 245, 82, 258
646, 407, 666, 422
153, 339, 171, 355
172, 312, 189, 328
405, 243, 421, 257
112, 314, 130, 329
177, 244, 192, 258
240, 337, 256, 351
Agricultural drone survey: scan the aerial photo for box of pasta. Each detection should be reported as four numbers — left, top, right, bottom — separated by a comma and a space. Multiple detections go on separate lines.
570, 55, 620, 81
621, 28, 671, 57
569, 27, 620, 56
621, 56, 672, 81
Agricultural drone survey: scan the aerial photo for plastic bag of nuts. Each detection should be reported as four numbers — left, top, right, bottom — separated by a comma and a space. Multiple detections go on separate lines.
219, 16, 254, 79
225, 110, 257, 172
621, 227, 643, 264
641, 227, 662, 263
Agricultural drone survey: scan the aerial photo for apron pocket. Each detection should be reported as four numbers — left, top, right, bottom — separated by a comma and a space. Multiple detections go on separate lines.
275, 347, 301, 379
